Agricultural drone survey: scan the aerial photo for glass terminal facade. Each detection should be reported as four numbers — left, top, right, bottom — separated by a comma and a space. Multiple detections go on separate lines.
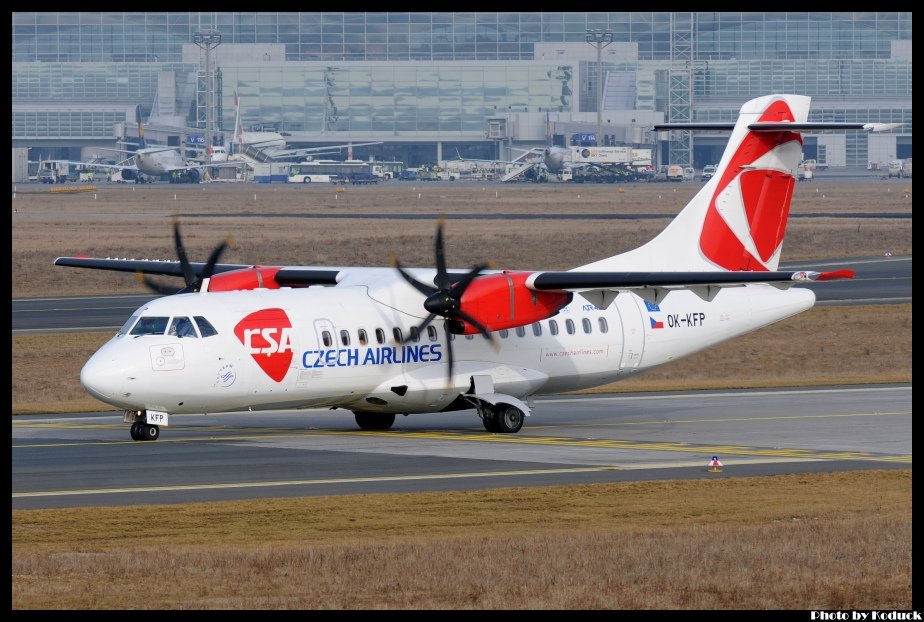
12, 13, 912, 168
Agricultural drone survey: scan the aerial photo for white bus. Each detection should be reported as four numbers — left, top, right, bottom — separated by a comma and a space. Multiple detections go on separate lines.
288, 160, 372, 184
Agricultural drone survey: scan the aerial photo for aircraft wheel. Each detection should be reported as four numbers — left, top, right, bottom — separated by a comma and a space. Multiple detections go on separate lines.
354, 412, 396, 431
130, 422, 142, 441
140, 424, 160, 441
303, 178, 311, 183
494, 405, 524, 434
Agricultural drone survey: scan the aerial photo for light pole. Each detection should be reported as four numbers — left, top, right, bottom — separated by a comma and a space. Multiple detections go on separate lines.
193, 30, 222, 166
586, 29, 613, 148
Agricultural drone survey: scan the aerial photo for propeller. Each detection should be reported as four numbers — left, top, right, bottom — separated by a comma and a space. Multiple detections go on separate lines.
138, 219, 229, 295
393, 218, 496, 385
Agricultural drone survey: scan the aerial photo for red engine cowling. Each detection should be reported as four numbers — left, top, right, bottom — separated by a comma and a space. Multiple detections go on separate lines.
205, 267, 283, 292
455, 271, 571, 334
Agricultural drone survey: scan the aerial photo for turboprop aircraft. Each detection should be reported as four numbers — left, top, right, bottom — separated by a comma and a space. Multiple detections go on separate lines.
55, 94, 893, 441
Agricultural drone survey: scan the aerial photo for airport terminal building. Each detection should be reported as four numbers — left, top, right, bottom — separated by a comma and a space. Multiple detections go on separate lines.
12, 12, 912, 170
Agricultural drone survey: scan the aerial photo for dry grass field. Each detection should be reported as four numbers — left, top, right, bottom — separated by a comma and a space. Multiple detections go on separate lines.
10, 180, 912, 609
12, 471, 912, 609
10, 180, 912, 298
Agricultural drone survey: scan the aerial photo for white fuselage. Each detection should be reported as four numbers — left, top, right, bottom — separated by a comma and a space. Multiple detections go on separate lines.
135, 149, 189, 176
80, 268, 815, 417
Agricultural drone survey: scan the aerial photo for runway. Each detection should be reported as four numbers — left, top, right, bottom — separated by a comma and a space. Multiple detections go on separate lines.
12, 384, 911, 510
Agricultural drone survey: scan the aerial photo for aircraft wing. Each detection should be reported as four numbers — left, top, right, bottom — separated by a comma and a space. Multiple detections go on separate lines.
524, 269, 854, 306
174, 161, 248, 172
454, 147, 542, 165
52, 257, 343, 286
57, 160, 139, 172
267, 141, 385, 158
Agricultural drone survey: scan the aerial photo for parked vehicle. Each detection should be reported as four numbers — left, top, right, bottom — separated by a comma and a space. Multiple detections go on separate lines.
666, 165, 685, 182
700, 164, 717, 181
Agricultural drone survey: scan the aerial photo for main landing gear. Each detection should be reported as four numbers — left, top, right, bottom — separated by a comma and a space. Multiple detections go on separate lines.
479, 403, 525, 434
353, 411, 396, 431
129, 421, 160, 441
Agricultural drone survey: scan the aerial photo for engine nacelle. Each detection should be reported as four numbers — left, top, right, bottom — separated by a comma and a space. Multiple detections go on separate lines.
206, 267, 283, 292
455, 271, 571, 334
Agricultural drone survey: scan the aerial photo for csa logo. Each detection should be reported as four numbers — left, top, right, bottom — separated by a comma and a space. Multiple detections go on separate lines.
234, 308, 294, 383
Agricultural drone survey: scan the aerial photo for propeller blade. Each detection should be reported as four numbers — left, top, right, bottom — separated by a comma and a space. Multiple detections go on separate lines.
443, 321, 454, 387
394, 259, 437, 297
433, 217, 449, 291
187, 238, 231, 292
454, 309, 498, 351
139, 273, 181, 295
173, 220, 196, 287
452, 263, 489, 297
200, 239, 229, 281
400, 313, 436, 344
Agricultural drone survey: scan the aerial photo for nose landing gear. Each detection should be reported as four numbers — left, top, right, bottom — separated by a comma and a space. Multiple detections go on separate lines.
129, 421, 160, 441
125, 410, 162, 441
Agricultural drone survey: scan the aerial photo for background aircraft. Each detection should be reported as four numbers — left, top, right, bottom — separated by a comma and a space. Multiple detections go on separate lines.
65, 119, 243, 183
56, 94, 889, 441
228, 91, 382, 160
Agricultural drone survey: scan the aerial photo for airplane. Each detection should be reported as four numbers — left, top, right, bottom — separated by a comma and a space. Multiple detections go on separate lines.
229, 91, 383, 161
69, 121, 244, 183
55, 94, 895, 442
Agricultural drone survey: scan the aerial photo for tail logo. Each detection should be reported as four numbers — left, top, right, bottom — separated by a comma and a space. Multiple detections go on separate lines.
700, 100, 801, 271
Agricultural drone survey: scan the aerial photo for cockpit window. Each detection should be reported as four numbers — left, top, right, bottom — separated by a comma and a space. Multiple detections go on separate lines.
129, 316, 169, 336
168, 316, 198, 338
194, 316, 218, 337
118, 314, 140, 336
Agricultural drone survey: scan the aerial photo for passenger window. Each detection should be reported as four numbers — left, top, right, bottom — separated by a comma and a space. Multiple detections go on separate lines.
465, 334, 474, 340
168, 316, 198, 338
322, 331, 333, 347
410, 326, 420, 342
582, 318, 592, 334
427, 325, 438, 341
498, 329, 509, 339
118, 314, 140, 336
566, 319, 575, 335
532, 323, 542, 337
358, 329, 368, 345
515, 326, 526, 337
375, 328, 386, 344
194, 316, 218, 337
130, 316, 169, 336
340, 329, 350, 346
549, 320, 559, 336
393, 327, 403, 343
598, 317, 609, 333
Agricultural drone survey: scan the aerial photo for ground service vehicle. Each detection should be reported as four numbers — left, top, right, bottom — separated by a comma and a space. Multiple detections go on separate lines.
288, 160, 372, 184
417, 163, 456, 181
